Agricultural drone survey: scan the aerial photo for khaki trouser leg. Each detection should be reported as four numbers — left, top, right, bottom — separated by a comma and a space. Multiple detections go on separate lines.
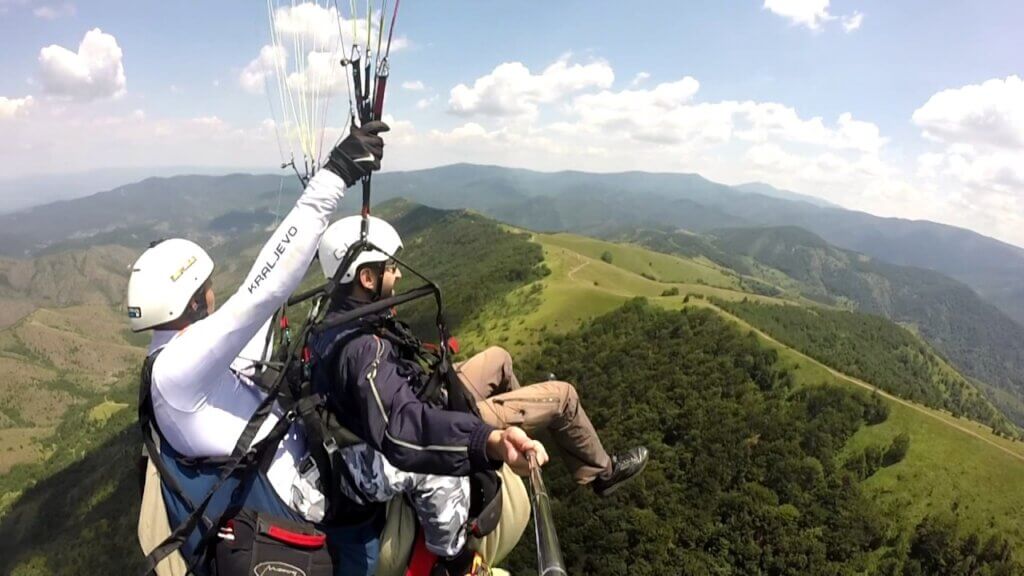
478, 381, 611, 484
455, 348, 611, 485
138, 459, 188, 576
454, 346, 521, 402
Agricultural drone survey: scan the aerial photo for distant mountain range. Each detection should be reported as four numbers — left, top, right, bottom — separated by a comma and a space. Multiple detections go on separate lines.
0, 166, 269, 215
0, 163, 1021, 332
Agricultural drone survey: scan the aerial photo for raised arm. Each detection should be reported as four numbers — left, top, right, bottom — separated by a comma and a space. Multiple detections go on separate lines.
154, 121, 389, 410
154, 170, 346, 409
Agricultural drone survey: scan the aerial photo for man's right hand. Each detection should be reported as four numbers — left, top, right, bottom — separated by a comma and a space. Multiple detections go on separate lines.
486, 426, 549, 476
323, 120, 390, 187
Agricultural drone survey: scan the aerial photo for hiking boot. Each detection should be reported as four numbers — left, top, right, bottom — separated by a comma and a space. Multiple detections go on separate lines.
592, 446, 649, 497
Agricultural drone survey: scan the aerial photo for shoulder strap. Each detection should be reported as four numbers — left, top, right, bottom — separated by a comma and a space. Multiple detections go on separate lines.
138, 352, 202, 518
137, 350, 296, 575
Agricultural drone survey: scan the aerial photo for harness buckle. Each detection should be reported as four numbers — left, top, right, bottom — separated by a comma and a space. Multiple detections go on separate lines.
323, 436, 339, 455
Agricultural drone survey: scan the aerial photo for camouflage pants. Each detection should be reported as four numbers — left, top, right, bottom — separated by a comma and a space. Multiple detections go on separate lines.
455, 347, 612, 484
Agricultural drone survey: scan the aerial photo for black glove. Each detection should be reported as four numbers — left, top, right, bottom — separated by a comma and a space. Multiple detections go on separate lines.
323, 120, 390, 186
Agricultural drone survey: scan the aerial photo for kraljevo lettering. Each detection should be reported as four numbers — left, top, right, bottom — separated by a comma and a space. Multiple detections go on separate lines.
248, 226, 299, 294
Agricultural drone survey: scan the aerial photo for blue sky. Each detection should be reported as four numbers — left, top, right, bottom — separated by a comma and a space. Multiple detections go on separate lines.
1, 0, 1023, 247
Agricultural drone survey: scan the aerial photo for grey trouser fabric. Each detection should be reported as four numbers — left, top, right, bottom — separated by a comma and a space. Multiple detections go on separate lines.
455, 347, 612, 484
375, 465, 530, 576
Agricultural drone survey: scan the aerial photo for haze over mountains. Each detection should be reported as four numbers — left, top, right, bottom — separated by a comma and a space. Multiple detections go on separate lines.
2, 163, 1022, 326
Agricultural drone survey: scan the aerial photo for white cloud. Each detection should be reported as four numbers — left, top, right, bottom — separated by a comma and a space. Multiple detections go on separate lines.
912, 76, 1024, 193
763, 0, 834, 30
33, 2, 74, 19
0, 103, 282, 177
909, 76, 1024, 245
38, 28, 126, 101
415, 95, 437, 110
0, 95, 34, 119
402, 80, 425, 91
268, 3, 408, 56
242, 4, 412, 102
630, 72, 650, 87
448, 56, 614, 118
240, 45, 286, 95
912, 75, 1024, 150
283, 50, 347, 96
842, 11, 864, 32
567, 79, 885, 152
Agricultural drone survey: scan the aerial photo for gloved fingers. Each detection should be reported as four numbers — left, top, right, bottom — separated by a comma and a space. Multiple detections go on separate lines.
364, 137, 384, 156
359, 120, 390, 135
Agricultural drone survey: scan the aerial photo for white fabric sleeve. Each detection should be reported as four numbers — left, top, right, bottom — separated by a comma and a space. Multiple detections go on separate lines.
153, 170, 346, 411
229, 318, 273, 377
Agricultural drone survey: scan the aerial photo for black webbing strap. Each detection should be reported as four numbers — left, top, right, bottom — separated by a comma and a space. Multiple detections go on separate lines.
283, 337, 374, 522
312, 285, 435, 335
138, 353, 203, 520
138, 351, 294, 576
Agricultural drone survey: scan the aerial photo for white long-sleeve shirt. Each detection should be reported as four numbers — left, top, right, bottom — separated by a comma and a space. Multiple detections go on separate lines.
149, 170, 346, 517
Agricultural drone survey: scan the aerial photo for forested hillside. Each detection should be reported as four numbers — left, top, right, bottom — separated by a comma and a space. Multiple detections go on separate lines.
502, 300, 1021, 575
710, 226, 1024, 428
716, 299, 1017, 437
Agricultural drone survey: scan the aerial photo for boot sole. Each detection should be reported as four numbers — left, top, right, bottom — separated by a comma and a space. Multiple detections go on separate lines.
594, 456, 649, 497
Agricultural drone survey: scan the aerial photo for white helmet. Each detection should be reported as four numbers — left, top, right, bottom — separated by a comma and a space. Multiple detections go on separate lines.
126, 238, 215, 332
318, 215, 403, 283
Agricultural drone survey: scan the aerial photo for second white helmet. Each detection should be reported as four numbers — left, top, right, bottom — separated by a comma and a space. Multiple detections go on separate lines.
318, 215, 403, 283
126, 238, 215, 332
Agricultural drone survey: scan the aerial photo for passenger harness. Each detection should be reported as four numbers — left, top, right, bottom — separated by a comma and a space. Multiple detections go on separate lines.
138, 237, 502, 575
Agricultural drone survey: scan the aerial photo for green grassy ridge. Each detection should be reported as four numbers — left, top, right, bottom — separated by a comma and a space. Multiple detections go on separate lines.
709, 226, 1024, 428
622, 224, 1024, 429
541, 233, 738, 288
0, 374, 137, 519
454, 230, 1024, 557
715, 299, 1016, 437
455, 233, 795, 357
699, 299, 1024, 550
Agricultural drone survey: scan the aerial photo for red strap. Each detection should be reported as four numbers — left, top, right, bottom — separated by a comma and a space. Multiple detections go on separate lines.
404, 532, 436, 576
266, 525, 326, 549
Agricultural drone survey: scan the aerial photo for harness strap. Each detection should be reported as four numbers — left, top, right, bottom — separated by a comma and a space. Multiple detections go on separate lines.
138, 354, 205, 523
138, 350, 295, 576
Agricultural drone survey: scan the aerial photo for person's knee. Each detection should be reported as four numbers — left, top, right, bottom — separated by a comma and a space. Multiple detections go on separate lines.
485, 346, 513, 366
552, 381, 579, 413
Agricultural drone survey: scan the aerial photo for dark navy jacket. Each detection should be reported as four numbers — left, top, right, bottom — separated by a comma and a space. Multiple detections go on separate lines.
310, 300, 497, 476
